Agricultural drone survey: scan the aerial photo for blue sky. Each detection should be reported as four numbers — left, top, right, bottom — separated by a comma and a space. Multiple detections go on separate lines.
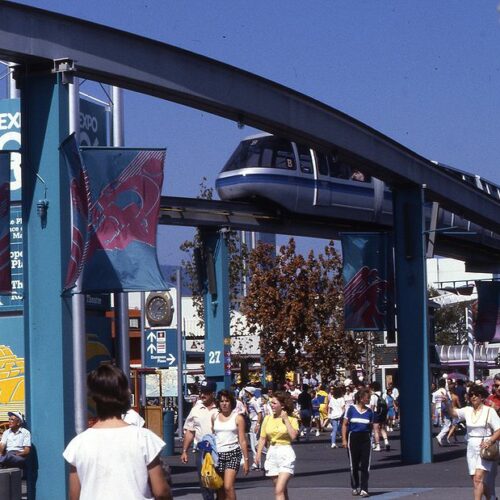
3, 1, 500, 264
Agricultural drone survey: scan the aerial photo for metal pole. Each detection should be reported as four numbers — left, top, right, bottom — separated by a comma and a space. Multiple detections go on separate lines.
466, 304, 475, 381
176, 268, 184, 436
69, 78, 87, 435
111, 85, 130, 380
140, 291, 146, 407
7, 63, 19, 99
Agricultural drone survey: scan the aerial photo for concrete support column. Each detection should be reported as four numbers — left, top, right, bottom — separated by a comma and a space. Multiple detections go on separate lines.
393, 185, 432, 464
20, 71, 73, 499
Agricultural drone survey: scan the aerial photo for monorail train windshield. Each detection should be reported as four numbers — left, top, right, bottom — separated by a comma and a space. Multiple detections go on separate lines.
221, 137, 296, 172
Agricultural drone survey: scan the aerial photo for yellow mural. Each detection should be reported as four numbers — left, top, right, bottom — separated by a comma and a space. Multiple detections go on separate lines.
0, 345, 25, 421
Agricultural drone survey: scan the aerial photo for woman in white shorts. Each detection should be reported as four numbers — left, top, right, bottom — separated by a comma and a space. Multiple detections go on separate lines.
449, 383, 500, 500
255, 391, 299, 500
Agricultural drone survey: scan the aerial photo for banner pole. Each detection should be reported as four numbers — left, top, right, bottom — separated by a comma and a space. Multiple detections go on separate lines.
176, 268, 184, 436
111, 85, 130, 381
69, 77, 87, 435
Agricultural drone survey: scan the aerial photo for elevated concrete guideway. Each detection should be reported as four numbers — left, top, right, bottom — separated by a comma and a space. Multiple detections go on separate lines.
0, 3, 497, 496
1, 1, 499, 235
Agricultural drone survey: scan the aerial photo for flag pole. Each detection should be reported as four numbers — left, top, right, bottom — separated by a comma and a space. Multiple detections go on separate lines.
69, 77, 87, 434
111, 85, 131, 382
176, 268, 184, 436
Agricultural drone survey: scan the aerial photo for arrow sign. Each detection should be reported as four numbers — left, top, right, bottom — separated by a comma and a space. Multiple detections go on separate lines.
144, 328, 178, 368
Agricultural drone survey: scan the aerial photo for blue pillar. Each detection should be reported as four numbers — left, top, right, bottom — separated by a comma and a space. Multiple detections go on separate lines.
20, 72, 74, 498
392, 185, 432, 464
202, 229, 231, 392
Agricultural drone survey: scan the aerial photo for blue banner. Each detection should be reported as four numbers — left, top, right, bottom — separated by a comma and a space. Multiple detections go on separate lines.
341, 233, 393, 331
61, 135, 168, 293
0, 153, 11, 293
474, 281, 500, 342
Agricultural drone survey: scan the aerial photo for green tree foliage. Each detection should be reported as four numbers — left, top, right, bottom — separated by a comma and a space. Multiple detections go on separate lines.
429, 287, 468, 345
242, 238, 363, 384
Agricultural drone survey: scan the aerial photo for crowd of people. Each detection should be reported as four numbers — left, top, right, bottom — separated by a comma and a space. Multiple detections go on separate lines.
182, 375, 400, 499
7, 369, 500, 499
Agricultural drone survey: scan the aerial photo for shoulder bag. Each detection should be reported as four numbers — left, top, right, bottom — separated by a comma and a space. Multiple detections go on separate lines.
480, 408, 500, 462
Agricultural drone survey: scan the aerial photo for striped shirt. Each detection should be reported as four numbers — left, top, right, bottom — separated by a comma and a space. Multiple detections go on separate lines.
345, 405, 373, 433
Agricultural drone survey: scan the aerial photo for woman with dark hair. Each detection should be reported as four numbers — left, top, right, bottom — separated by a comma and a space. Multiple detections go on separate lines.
63, 364, 171, 500
212, 390, 249, 500
449, 383, 500, 500
255, 391, 299, 500
342, 387, 373, 498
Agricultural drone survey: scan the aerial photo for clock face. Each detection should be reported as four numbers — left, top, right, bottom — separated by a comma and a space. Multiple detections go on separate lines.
148, 297, 168, 320
146, 292, 173, 326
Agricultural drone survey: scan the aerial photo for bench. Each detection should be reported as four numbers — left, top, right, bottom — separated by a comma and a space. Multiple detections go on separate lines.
0, 467, 22, 500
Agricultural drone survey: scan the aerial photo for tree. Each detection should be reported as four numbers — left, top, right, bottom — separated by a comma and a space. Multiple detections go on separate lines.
242, 238, 363, 384
429, 287, 468, 345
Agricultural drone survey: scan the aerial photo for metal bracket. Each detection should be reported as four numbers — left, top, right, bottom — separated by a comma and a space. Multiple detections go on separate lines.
52, 58, 76, 84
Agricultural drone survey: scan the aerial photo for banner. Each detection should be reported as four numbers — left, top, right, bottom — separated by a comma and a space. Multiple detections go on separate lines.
61, 134, 168, 293
341, 233, 393, 331
474, 281, 500, 342
0, 153, 11, 293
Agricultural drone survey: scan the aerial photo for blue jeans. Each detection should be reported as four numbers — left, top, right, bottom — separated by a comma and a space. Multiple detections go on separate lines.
330, 418, 341, 444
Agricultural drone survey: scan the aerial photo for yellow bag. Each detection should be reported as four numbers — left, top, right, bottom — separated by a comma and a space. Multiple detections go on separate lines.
200, 452, 223, 490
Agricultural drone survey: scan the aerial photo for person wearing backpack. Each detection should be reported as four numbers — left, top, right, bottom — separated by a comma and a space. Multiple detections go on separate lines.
369, 382, 390, 451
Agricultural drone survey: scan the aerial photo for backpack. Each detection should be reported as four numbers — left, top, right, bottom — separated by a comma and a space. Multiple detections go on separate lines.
375, 394, 388, 419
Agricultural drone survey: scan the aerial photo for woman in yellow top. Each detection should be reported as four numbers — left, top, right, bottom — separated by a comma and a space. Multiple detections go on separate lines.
255, 391, 299, 500
316, 385, 329, 431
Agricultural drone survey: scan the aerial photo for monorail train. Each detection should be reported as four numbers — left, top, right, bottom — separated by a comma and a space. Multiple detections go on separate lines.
215, 134, 500, 259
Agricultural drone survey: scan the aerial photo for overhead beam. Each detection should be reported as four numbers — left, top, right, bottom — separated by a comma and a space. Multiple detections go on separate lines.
1, 1, 499, 233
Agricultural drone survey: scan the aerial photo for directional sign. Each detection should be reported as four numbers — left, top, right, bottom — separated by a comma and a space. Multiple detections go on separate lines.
144, 327, 178, 368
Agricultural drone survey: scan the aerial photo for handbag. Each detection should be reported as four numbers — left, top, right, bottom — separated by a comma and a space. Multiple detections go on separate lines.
480, 408, 500, 462
200, 451, 223, 490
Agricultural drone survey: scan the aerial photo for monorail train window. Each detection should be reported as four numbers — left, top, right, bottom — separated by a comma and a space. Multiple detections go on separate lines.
328, 159, 350, 179
296, 144, 313, 174
256, 137, 295, 169
316, 152, 329, 176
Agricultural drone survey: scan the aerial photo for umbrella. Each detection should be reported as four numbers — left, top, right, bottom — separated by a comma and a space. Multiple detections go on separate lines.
446, 372, 468, 381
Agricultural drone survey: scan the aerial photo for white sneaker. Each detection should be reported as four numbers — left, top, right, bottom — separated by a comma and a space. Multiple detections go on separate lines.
373, 444, 381, 452
300, 430, 305, 437
359, 490, 369, 498
315, 430, 320, 437
331, 443, 337, 448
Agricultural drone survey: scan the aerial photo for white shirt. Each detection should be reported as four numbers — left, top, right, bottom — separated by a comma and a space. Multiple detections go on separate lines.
328, 396, 345, 419
63, 425, 165, 500
248, 397, 262, 421
184, 400, 218, 442
1, 427, 31, 452
456, 405, 500, 438
122, 409, 145, 427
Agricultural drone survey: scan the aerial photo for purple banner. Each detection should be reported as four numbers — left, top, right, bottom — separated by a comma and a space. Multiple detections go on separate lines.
0, 153, 11, 294
61, 135, 168, 293
341, 233, 393, 331
474, 281, 500, 342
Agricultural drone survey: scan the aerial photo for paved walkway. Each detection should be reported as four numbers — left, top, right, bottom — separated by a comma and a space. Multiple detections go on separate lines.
165, 429, 480, 499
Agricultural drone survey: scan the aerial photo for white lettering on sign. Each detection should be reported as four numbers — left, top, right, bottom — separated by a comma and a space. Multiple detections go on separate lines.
0, 112, 21, 130
79, 112, 98, 132
208, 350, 221, 364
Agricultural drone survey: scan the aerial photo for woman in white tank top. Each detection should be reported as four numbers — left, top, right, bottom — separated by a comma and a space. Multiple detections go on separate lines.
213, 390, 249, 500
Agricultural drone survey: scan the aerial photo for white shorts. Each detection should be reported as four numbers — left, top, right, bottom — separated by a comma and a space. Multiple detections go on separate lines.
264, 444, 296, 476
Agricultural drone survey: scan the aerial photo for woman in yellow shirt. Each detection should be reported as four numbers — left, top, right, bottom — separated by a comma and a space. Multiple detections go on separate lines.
255, 391, 299, 500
